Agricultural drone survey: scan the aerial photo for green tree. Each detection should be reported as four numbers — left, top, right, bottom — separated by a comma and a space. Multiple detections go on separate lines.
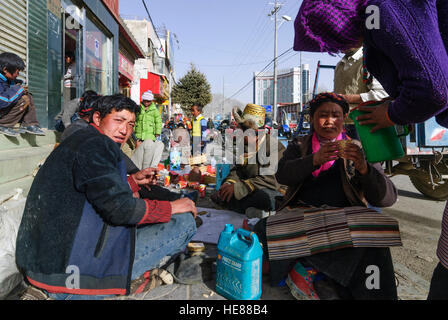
172, 64, 212, 115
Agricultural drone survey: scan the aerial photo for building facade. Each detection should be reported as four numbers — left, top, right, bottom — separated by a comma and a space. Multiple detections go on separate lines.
301, 63, 311, 104
253, 64, 311, 111
118, 17, 145, 97
0, 0, 144, 130
40, 0, 121, 129
124, 18, 175, 120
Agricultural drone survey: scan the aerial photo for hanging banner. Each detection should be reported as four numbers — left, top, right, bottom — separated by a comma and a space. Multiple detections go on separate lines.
118, 52, 134, 81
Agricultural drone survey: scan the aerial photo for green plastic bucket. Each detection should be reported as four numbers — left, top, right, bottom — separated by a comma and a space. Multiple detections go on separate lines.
348, 101, 407, 163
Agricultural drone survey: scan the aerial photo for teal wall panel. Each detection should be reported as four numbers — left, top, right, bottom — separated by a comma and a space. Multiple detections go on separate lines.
28, 0, 49, 128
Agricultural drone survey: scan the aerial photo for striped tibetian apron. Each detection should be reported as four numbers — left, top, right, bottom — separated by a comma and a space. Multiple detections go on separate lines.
437, 202, 448, 269
266, 205, 402, 261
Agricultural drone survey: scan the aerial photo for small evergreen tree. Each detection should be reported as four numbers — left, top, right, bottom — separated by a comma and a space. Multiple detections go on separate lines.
172, 64, 212, 115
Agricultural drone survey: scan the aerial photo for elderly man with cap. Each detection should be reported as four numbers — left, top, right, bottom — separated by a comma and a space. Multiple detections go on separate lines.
131, 90, 164, 169
211, 104, 285, 219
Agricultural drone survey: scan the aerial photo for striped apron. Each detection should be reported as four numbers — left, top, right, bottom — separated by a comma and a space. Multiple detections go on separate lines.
266, 205, 402, 261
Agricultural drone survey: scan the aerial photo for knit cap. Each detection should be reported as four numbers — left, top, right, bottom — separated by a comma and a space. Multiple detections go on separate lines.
141, 90, 154, 101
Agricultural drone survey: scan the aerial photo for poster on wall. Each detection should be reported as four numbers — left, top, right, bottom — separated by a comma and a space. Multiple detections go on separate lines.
119, 52, 134, 81
94, 39, 100, 58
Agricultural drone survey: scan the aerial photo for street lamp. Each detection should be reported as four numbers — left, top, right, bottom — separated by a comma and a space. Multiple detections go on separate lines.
271, 7, 292, 123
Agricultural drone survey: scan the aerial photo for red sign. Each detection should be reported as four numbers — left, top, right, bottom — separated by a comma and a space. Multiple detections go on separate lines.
102, 0, 119, 19
140, 73, 161, 98
118, 52, 134, 81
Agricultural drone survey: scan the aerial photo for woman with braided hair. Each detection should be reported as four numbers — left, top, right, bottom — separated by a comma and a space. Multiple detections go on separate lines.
254, 92, 399, 300
293, 0, 448, 300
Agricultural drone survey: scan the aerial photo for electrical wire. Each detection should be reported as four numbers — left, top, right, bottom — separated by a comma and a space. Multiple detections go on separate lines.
226, 1, 275, 81
228, 1, 300, 92
225, 47, 293, 101
175, 59, 272, 68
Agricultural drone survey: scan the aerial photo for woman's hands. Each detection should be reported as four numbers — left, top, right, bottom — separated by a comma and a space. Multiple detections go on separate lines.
313, 141, 369, 175
341, 142, 368, 175
313, 142, 339, 166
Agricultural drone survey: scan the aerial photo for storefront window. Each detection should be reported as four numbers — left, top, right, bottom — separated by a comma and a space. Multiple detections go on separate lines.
85, 16, 112, 95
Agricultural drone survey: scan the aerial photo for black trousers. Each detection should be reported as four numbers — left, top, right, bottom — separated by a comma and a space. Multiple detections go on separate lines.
138, 184, 182, 202
428, 263, 448, 300
225, 188, 281, 214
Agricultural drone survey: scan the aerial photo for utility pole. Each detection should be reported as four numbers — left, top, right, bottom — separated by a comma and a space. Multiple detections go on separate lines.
269, 0, 280, 123
222, 76, 225, 119
167, 29, 172, 120
299, 51, 302, 113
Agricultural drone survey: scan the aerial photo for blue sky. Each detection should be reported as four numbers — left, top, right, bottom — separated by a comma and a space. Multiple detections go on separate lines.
119, 0, 341, 104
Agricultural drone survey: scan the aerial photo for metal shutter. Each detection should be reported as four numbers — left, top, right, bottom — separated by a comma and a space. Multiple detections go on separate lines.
0, 0, 28, 81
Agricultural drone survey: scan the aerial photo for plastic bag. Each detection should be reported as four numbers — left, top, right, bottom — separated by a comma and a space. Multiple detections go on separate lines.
0, 189, 26, 299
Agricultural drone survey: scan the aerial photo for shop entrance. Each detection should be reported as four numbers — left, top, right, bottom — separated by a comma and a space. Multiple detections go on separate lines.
61, 2, 84, 109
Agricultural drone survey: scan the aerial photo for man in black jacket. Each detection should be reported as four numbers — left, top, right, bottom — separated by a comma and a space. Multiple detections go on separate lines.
16, 95, 197, 300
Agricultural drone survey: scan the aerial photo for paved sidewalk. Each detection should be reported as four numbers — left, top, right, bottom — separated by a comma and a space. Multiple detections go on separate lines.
6, 184, 429, 301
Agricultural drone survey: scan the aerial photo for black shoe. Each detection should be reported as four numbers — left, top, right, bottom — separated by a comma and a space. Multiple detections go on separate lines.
0, 126, 19, 137
21, 125, 45, 136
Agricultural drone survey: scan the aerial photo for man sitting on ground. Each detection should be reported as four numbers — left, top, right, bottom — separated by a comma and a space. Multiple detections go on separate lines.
211, 104, 285, 219
16, 94, 197, 300
0, 52, 44, 136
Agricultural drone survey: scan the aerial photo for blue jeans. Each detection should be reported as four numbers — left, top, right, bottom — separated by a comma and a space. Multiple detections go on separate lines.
47, 213, 196, 300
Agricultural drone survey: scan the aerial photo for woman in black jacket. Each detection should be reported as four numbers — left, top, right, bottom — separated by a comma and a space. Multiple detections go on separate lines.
254, 92, 399, 300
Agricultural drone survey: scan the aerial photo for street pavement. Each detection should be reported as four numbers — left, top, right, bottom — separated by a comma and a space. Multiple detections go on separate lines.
384, 174, 444, 300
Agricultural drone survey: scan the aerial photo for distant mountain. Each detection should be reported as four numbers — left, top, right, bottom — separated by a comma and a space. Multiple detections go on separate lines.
203, 94, 244, 120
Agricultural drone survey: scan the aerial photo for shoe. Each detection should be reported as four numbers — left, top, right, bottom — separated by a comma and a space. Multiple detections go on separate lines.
245, 207, 275, 219
129, 268, 172, 295
20, 125, 45, 136
242, 218, 260, 231
172, 254, 204, 285
286, 261, 320, 300
19, 286, 52, 300
0, 126, 19, 137
195, 215, 203, 228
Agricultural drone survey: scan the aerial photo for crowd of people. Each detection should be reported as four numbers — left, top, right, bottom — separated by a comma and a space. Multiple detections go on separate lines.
5, 0, 448, 301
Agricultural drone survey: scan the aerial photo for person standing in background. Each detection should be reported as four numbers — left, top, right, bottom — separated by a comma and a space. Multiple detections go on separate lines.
191, 104, 207, 155
63, 52, 77, 111
133, 90, 164, 168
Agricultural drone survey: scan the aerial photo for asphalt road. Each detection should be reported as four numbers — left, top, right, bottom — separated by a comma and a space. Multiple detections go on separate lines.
385, 174, 445, 300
